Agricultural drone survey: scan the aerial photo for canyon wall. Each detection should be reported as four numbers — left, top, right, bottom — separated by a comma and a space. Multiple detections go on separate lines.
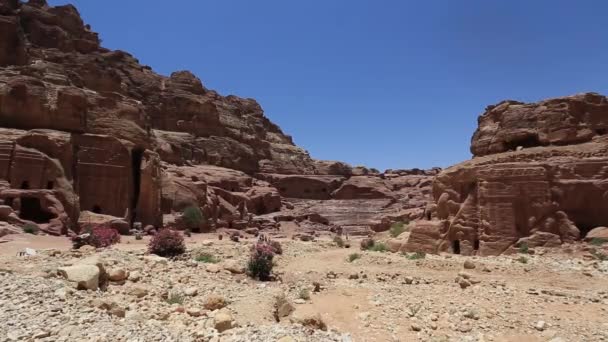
0, 0, 436, 236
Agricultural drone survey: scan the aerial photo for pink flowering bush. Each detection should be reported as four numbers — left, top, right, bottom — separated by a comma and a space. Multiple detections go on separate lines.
247, 242, 275, 281
89, 225, 121, 248
148, 228, 185, 257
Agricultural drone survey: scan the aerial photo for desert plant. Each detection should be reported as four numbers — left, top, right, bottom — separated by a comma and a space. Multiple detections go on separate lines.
247, 242, 275, 281
405, 251, 426, 260
166, 292, 184, 305
517, 256, 528, 264
269, 240, 283, 255
182, 205, 204, 230
195, 252, 219, 264
518, 242, 529, 254
22, 223, 39, 235
88, 225, 120, 248
348, 253, 361, 262
360, 238, 374, 250
333, 235, 345, 247
369, 242, 388, 252
591, 249, 608, 261
590, 238, 608, 246
389, 221, 409, 238
148, 228, 186, 257
298, 288, 311, 300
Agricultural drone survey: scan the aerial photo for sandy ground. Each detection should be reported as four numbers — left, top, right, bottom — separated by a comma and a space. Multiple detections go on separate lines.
1, 230, 607, 341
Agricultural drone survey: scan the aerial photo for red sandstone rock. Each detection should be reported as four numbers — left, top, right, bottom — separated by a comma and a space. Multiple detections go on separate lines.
0, 1, 439, 237
407, 94, 608, 256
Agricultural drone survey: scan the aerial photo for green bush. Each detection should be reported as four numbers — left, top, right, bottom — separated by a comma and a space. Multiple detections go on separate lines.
592, 249, 608, 261
23, 223, 39, 235
590, 238, 608, 246
405, 251, 426, 260
166, 292, 184, 305
182, 205, 204, 230
298, 288, 311, 300
348, 253, 361, 262
518, 242, 529, 254
195, 252, 219, 264
368, 242, 388, 252
389, 221, 409, 238
333, 235, 345, 247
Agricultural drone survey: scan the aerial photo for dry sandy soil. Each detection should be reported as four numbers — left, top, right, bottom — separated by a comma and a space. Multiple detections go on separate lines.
1, 227, 607, 342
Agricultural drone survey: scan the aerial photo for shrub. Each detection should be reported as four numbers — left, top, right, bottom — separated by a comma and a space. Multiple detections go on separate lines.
360, 238, 374, 250
22, 223, 39, 235
298, 288, 311, 300
369, 242, 388, 252
89, 225, 121, 248
333, 235, 345, 247
389, 221, 409, 238
247, 242, 275, 281
592, 249, 608, 261
517, 256, 528, 264
148, 229, 186, 257
348, 253, 361, 262
182, 205, 204, 230
195, 252, 219, 264
405, 251, 426, 260
166, 292, 184, 305
269, 240, 283, 255
590, 238, 608, 246
518, 242, 529, 254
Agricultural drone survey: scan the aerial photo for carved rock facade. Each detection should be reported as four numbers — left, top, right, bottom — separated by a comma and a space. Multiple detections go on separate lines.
0, 0, 437, 236
407, 94, 608, 255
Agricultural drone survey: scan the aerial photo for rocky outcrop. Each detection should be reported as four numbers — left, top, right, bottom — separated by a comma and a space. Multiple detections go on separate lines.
471, 93, 608, 157
409, 93, 608, 255
0, 1, 438, 236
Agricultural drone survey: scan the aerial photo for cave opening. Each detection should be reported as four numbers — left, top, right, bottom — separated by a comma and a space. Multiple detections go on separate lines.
596, 128, 607, 136
505, 135, 541, 151
130, 148, 144, 224
452, 240, 461, 254
19, 197, 55, 223
474, 239, 480, 251
46, 181, 54, 189
92, 205, 102, 214
576, 223, 595, 239
20, 181, 30, 189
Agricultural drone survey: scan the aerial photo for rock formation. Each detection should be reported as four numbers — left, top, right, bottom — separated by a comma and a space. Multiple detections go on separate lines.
0, 0, 436, 236
406, 93, 608, 255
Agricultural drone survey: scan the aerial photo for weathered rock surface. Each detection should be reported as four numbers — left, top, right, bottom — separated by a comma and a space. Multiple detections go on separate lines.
0, 1, 437, 237
408, 93, 608, 255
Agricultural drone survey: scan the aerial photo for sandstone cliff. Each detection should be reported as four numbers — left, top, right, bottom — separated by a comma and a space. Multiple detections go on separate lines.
0, 0, 436, 236
407, 93, 608, 255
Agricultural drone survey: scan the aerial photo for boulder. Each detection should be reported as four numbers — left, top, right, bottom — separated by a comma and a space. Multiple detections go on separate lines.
214, 310, 235, 332
57, 264, 100, 290
585, 227, 608, 241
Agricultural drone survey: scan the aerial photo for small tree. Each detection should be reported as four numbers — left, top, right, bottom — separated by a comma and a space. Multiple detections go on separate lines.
182, 205, 204, 231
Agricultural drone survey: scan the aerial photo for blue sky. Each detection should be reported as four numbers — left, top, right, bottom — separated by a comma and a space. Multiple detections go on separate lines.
49, 1, 608, 171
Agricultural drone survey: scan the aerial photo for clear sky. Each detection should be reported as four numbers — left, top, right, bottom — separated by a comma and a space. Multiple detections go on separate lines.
49, 0, 608, 171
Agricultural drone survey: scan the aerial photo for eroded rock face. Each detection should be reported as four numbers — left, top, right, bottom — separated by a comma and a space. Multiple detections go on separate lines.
471, 93, 608, 157
0, 1, 439, 235
409, 93, 608, 256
